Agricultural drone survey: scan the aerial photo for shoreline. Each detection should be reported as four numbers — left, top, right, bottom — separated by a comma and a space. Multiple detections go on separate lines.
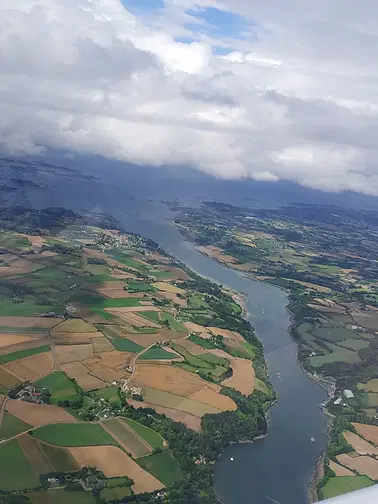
193, 243, 332, 502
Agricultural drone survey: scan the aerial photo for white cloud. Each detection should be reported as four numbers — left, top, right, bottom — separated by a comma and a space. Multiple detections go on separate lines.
1, 0, 378, 195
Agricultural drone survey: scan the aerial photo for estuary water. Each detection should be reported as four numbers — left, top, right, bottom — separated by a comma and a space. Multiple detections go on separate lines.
28, 163, 329, 504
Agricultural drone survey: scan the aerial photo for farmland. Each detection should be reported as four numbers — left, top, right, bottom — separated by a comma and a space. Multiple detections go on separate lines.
0, 439, 40, 491
33, 423, 118, 447
0, 217, 270, 503
321, 476, 374, 499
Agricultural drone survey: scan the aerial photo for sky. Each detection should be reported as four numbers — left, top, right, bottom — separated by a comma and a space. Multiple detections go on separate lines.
1, 1, 378, 195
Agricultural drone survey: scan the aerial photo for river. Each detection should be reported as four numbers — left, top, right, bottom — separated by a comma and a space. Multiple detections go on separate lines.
27, 161, 329, 504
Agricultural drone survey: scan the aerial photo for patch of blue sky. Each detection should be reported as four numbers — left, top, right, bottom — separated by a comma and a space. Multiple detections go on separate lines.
121, 0, 164, 15
174, 36, 196, 44
185, 7, 253, 40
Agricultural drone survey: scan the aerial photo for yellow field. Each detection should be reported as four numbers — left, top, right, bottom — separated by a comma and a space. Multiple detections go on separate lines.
352, 423, 378, 446
337, 453, 378, 480
69, 445, 164, 492
152, 282, 185, 294
221, 357, 255, 396
0, 334, 36, 348
131, 364, 236, 411
4, 352, 53, 381
53, 319, 98, 333
343, 431, 378, 455
91, 337, 114, 353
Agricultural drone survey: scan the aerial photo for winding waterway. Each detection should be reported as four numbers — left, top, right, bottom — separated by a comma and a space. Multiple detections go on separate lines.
28, 164, 329, 504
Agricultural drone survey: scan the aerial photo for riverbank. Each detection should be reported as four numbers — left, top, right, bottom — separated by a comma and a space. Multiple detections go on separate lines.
193, 243, 331, 502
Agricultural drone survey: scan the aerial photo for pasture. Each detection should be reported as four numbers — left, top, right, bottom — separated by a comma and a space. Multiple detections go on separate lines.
138, 450, 181, 487
0, 411, 31, 439
122, 418, 164, 449
309, 343, 361, 368
322, 476, 373, 499
33, 423, 118, 447
34, 371, 78, 403
18, 434, 79, 474
0, 439, 40, 491
29, 489, 96, 504
111, 338, 143, 353
103, 418, 152, 458
140, 347, 177, 360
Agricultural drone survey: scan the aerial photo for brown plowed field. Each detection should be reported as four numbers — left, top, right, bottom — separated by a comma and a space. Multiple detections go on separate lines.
142, 387, 220, 416
129, 399, 202, 431
0, 317, 61, 328
343, 431, 378, 455
221, 357, 255, 396
175, 339, 207, 355
0, 334, 36, 348
61, 362, 106, 391
56, 344, 94, 364
125, 333, 167, 347
197, 246, 237, 264
94, 350, 133, 369
0, 366, 21, 388
7, 399, 77, 426
336, 453, 378, 480
0, 338, 49, 356
208, 327, 245, 341
69, 445, 164, 492
352, 423, 378, 447
131, 364, 236, 411
106, 310, 161, 328
89, 366, 127, 382
4, 352, 53, 381
329, 460, 355, 477
51, 333, 95, 345
183, 322, 209, 334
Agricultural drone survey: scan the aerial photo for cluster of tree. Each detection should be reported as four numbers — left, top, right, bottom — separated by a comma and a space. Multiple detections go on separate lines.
87, 257, 107, 265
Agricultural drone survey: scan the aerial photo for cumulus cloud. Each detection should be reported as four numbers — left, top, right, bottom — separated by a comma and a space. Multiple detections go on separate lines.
1, 0, 378, 194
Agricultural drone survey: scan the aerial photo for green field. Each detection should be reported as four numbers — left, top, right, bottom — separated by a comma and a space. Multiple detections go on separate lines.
105, 419, 151, 458
0, 439, 39, 491
199, 352, 229, 368
33, 268, 68, 281
322, 476, 374, 499
338, 338, 370, 351
0, 232, 31, 251
309, 343, 361, 368
33, 423, 118, 447
107, 250, 145, 270
138, 450, 181, 486
160, 313, 187, 332
140, 347, 177, 360
29, 489, 96, 504
0, 412, 31, 439
139, 310, 161, 323
127, 281, 156, 293
357, 392, 378, 407
312, 324, 357, 343
147, 270, 174, 280
98, 298, 143, 308
188, 334, 214, 349
188, 294, 209, 309
101, 487, 132, 501
122, 418, 164, 449
0, 325, 49, 334
112, 338, 143, 353
94, 386, 121, 404
0, 298, 58, 316
0, 344, 50, 364
21, 435, 79, 474
34, 371, 78, 403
